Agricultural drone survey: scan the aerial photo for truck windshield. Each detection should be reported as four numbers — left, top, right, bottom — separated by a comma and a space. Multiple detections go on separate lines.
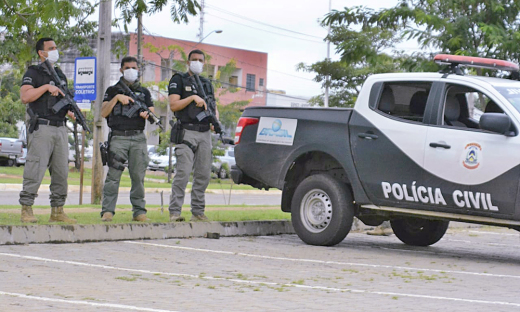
494, 86, 520, 113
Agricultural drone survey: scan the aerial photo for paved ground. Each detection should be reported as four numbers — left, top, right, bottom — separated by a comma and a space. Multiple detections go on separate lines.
0, 226, 519, 311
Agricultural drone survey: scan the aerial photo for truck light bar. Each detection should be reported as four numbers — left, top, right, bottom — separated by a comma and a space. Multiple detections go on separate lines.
434, 54, 519, 72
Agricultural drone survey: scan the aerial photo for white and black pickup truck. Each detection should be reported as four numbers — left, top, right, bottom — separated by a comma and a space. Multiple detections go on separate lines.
0, 137, 23, 167
231, 55, 520, 247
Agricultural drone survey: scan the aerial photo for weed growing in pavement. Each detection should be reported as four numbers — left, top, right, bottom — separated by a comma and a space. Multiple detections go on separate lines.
291, 279, 304, 285
116, 276, 137, 282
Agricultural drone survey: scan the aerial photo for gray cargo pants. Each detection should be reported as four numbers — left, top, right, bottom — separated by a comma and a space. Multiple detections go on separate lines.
19, 124, 69, 207
169, 129, 212, 216
101, 132, 149, 218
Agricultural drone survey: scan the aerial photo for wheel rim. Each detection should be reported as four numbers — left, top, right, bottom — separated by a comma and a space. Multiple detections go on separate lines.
300, 188, 333, 233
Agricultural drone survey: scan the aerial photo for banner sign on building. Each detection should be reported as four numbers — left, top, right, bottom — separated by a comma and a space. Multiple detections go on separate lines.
74, 57, 96, 109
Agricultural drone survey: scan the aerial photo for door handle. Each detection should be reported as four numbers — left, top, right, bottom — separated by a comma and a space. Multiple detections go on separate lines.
358, 133, 378, 140
429, 142, 451, 149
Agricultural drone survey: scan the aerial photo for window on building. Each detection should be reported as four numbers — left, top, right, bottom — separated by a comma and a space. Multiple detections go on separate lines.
246, 74, 256, 91
161, 58, 172, 81
229, 76, 238, 86
259, 78, 264, 87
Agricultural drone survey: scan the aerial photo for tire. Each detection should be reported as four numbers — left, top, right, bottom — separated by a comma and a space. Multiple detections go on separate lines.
218, 166, 228, 179
6, 159, 14, 167
291, 174, 354, 246
390, 217, 449, 246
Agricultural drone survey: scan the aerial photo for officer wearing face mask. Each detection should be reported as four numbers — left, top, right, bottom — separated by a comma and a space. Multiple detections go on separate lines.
99, 56, 155, 222
167, 49, 219, 222
18, 37, 77, 224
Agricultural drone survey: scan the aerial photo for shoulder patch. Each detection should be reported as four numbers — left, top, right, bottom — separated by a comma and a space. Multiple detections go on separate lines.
169, 82, 177, 89
22, 77, 32, 84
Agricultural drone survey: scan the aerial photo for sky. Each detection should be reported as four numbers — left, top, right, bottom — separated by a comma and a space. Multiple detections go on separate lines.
112, 0, 401, 98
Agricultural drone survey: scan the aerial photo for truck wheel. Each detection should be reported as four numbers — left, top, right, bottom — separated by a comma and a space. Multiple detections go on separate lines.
6, 159, 14, 167
390, 217, 449, 246
291, 174, 354, 246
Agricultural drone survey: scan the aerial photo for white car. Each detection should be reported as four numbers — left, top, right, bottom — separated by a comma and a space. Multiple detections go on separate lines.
148, 147, 176, 172
15, 148, 27, 166
212, 147, 235, 179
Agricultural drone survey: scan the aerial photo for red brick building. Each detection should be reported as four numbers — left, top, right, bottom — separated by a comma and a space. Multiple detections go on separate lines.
128, 33, 268, 107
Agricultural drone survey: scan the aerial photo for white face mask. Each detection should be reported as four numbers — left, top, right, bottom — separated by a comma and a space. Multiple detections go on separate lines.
123, 68, 139, 83
45, 50, 59, 63
189, 61, 204, 75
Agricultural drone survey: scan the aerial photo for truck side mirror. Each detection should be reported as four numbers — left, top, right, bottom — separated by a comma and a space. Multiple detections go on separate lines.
479, 113, 514, 136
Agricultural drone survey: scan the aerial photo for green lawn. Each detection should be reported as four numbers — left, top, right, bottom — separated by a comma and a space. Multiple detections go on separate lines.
0, 166, 259, 190
0, 205, 289, 225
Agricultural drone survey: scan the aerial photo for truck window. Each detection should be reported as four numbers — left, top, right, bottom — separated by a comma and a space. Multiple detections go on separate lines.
442, 85, 504, 129
376, 82, 432, 123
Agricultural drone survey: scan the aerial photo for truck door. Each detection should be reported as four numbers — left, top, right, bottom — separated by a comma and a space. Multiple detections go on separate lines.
423, 82, 520, 217
350, 81, 433, 208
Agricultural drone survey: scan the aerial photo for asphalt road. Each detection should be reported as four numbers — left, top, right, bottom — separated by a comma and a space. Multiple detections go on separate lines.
0, 226, 519, 311
0, 190, 282, 206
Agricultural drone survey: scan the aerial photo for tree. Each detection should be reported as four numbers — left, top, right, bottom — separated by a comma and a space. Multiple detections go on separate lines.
115, 0, 200, 33
0, 70, 25, 138
0, 0, 97, 69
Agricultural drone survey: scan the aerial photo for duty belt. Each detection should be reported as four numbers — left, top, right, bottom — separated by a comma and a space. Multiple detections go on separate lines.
183, 123, 210, 132
111, 129, 143, 136
38, 118, 65, 127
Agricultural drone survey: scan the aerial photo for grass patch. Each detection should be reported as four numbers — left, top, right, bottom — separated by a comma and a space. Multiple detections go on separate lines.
0, 207, 289, 225
0, 166, 259, 190
115, 276, 137, 282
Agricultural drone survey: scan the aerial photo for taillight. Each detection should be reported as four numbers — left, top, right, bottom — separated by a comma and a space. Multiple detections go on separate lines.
234, 117, 259, 145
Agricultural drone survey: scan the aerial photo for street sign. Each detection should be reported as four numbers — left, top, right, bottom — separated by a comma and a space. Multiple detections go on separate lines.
74, 57, 96, 110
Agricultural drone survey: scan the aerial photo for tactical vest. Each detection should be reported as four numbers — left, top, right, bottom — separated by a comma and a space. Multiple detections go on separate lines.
107, 79, 147, 130
27, 64, 67, 121
174, 73, 215, 124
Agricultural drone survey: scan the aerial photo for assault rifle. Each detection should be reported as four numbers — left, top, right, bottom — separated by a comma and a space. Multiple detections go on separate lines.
193, 75, 223, 135
42, 60, 91, 134
119, 81, 164, 131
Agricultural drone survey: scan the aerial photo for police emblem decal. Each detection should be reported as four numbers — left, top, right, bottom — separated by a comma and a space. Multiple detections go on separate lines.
185, 86, 192, 92
463, 143, 482, 169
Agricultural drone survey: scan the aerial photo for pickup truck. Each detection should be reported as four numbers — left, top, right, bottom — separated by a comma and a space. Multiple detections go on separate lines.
0, 137, 23, 167
231, 54, 520, 247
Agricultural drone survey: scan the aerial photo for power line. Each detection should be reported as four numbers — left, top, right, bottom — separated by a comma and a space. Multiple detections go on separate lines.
206, 4, 324, 40
207, 13, 325, 44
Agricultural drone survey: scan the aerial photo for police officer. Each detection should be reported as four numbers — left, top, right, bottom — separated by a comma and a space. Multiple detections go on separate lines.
100, 56, 154, 222
168, 49, 219, 222
18, 37, 76, 224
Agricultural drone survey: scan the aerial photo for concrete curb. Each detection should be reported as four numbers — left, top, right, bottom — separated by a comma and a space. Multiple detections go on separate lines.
0, 220, 295, 245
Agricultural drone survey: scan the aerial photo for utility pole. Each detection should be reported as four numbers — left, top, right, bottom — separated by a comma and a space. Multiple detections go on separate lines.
324, 0, 331, 108
91, 0, 112, 204
197, 0, 205, 41
137, 13, 144, 81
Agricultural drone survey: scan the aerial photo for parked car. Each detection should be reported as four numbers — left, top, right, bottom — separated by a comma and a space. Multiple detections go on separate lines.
15, 148, 27, 166
148, 147, 176, 172
212, 146, 235, 179
69, 145, 93, 162
0, 137, 23, 166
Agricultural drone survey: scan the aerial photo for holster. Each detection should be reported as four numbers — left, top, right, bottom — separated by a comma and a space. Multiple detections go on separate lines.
170, 119, 185, 144
100, 133, 127, 171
